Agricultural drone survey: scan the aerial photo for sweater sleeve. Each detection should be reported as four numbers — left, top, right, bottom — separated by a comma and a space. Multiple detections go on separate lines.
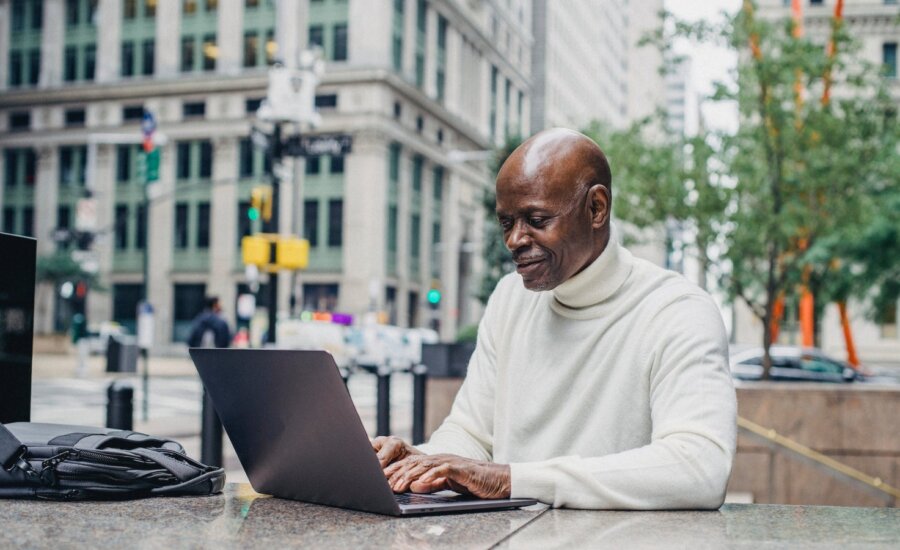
509, 293, 737, 510
415, 280, 504, 462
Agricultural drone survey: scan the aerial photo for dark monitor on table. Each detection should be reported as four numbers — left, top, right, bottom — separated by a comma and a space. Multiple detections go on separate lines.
0, 232, 36, 423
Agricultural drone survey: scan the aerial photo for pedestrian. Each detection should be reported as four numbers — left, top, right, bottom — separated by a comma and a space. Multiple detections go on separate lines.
188, 296, 232, 349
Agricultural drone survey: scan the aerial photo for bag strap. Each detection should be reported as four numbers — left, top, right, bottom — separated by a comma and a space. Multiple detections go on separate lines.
0, 422, 37, 478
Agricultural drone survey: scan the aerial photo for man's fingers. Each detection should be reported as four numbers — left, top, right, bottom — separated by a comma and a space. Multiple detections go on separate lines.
389, 461, 433, 493
410, 476, 449, 494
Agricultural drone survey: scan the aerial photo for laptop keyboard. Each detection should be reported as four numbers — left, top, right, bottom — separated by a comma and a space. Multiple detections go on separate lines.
395, 493, 462, 505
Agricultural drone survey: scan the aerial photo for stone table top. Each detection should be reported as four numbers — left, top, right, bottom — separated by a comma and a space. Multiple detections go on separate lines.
1, 484, 899, 549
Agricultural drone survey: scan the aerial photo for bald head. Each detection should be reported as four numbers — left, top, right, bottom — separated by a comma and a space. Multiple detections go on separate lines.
494, 129, 613, 291
501, 128, 612, 198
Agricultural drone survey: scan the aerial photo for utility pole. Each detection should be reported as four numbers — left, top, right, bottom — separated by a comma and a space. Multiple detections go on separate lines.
265, 123, 282, 344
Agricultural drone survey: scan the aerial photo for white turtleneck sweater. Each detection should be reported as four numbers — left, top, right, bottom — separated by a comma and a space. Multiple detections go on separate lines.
417, 233, 737, 509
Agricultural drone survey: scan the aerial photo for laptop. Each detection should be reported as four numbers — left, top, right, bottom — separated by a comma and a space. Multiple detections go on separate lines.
190, 348, 537, 516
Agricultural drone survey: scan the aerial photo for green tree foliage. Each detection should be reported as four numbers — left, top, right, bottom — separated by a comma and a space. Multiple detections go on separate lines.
594, 4, 899, 376
477, 136, 522, 304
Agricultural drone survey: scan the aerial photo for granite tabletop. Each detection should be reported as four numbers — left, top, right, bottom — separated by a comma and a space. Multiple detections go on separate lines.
1, 483, 899, 549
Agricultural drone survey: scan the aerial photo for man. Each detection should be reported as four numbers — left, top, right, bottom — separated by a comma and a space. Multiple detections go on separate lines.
374, 128, 737, 509
188, 296, 231, 349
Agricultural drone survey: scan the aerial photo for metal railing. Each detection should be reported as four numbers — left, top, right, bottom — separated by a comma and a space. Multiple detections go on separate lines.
738, 416, 900, 506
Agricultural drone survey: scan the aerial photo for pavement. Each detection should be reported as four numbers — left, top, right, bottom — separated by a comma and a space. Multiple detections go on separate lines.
29, 351, 414, 484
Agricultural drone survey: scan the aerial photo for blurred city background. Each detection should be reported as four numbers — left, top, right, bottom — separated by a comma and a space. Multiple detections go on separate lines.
1, 0, 899, 507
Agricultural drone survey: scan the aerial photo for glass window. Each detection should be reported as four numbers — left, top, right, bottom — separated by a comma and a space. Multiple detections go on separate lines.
197, 202, 210, 248
145, 0, 157, 17
28, 49, 40, 85
4, 150, 18, 187
237, 201, 251, 246
122, 105, 144, 122
58, 206, 71, 230
176, 142, 191, 179
387, 205, 398, 252
115, 204, 129, 249
22, 207, 34, 237
183, 101, 206, 118
136, 204, 146, 249
884, 43, 898, 78
67, 0, 80, 26
174, 203, 189, 248
9, 112, 30, 131
333, 24, 348, 61
2, 208, 15, 234
64, 46, 78, 81
12, 0, 26, 31
181, 37, 194, 72
202, 34, 216, 71
85, 44, 96, 80
244, 31, 258, 67
116, 145, 131, 182
124, 0, 137, 19
389, 143, 400, 181
306, 156, 321, 175
65, 109, 86, 127
142, 39, 155, 75
183, 0, 197, 15
199, 141, 213, 178
304, 200, 319, 247
315, 94, 338, 109
239, 139, 254, 178
122, 41, 135, 76
309, 25, 324, 48
410, 214, 420, 258
9, 51, 23, 87
172, 283, 206, 341
327, 200, 343, 247
329, 155, 344, 174
112, 284, 144, 333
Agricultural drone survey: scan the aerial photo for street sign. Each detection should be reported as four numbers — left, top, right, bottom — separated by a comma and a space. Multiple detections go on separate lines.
145, 149, 160, 183
141, 111, 156, 137
137, 302, 155, 350
284, 134, 353, 157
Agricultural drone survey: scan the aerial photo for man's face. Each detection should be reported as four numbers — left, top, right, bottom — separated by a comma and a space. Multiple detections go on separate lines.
495, 169, 596, 291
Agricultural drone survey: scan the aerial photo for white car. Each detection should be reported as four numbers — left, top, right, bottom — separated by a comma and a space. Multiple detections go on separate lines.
729, 346, 859, 383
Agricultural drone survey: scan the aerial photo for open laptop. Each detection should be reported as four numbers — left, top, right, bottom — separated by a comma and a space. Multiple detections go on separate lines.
190, 348, 537, 516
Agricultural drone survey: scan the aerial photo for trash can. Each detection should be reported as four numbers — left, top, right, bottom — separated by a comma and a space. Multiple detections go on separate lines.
106, 335, 139, 373
106, 381, 134, 430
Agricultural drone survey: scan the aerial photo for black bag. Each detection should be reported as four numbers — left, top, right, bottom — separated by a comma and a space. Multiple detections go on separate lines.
0, 422, 225, 500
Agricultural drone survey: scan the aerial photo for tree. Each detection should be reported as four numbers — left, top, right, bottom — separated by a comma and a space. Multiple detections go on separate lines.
611, 3, 900, 377
477, 135, 522, 304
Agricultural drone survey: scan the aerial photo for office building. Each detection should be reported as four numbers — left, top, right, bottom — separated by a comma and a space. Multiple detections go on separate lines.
0, 0, 533, 347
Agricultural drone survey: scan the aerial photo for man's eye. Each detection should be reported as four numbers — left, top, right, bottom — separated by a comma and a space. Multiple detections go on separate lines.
498, 219, 512, 231
528, 218, 547, 228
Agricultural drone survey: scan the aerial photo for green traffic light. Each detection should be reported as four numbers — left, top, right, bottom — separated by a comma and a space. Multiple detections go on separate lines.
427, 289, 441, 304
248, 207, 260, 221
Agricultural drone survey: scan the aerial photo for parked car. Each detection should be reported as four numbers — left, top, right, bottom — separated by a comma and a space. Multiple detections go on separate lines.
729, 346, 860, 383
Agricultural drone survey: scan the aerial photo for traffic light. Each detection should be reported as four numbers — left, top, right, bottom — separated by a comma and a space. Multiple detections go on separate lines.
250, 185, 273, 222
427, 288, 441, 306
241, 235, 270, 266
276, 237, 310, 270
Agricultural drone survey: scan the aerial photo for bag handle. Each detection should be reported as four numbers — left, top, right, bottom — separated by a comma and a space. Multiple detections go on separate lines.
0, 422, 37, 478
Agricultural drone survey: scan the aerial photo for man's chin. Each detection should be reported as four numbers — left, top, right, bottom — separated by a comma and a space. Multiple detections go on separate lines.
521, 277, 554, 292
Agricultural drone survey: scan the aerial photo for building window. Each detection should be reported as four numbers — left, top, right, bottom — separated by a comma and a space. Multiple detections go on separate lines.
884, 43, 898, 79
393, 101, 402, 119
333, 24, 348, 61
306, 156, 321, 175
197, 202, 211, 248
22, 207, 34, 237
59, 146, 87, 186
177, 142, 191, 179
176, 140, 213, 180
58, 206, 71, 230
315, 94, 338, 109
124, 0, 137, 19
65, 108, 86, 127
246, 97, 263, 113
309, 25, 324, 49
65, 46, 78, 81
327, 199, 343, 247
183, 101, 206, 118
329, 155, 344, 174
9, 112, 30, 132
172, 283, 206, 342
410, 214, 420, 259
389, 143, 400, 182
244, 31, 258, 67
122, 105, 144, 122
174, 203, 189, 248
415, 0, 426, 87
2, 208, 15, 234
392, 0, 404, 72
436, 15, 447, 101
202, 34, 216, 71
237, 201, 251, 246
142, 39, 155, 75
199, 141, 212, 178
239, 139, 254, 178
136, 204, 146, 249
122, 41, 135, 76
115, 204, 129, 249
112, 283, 144, 334
412, 155, 423, 193
116, 145, 131, 182
181, 37, 194, 72
4, 148, 37, 187
387, 205, 398, 252
416, 115, 424, 134
304, 200, 319, 247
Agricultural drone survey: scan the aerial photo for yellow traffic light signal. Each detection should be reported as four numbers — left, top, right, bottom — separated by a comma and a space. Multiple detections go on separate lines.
250, 185, 273, 222
276, 237, 310, 270
241, 235, 270, 266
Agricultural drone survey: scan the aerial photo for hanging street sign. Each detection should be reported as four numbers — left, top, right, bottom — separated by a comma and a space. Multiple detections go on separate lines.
284, 134, 353, 157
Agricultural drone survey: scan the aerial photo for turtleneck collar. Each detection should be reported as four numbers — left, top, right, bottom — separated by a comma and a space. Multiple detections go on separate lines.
550, 224, 633, 313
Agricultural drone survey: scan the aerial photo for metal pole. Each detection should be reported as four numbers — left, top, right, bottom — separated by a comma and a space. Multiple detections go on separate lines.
201, 389, 223, 467
266, 123, 282, 344
141, 159, 150, 421
376, 365, 392, 437
411, 364, 428, 444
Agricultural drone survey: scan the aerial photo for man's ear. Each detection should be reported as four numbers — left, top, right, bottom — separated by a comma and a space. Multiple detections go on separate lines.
588, 184, 610, 229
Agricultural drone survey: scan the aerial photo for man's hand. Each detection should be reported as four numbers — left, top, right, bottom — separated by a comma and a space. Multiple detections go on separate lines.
371, 435, 423, 468
383, 454, 511, 499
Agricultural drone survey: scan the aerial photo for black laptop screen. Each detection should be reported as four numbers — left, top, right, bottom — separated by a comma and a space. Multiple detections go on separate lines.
0, 232, 36, 423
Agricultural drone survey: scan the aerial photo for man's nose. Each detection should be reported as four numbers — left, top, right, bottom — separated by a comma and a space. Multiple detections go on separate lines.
505, 220, 532, 251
